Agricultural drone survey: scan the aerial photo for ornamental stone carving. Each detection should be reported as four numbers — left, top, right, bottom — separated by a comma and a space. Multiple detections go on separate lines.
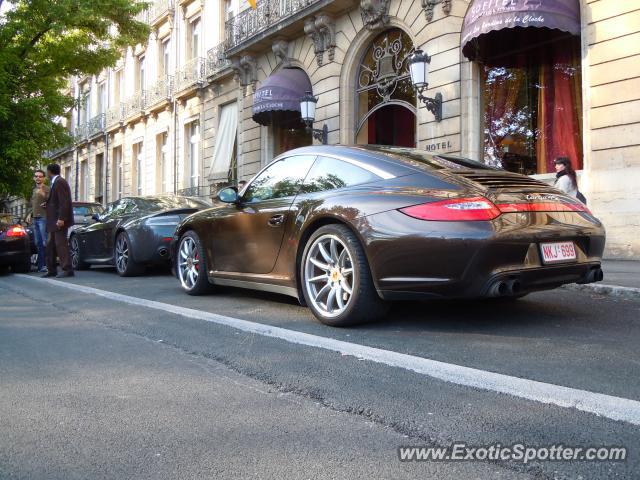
360, 0, 390, 30
231, 54, 257, 93
422, 0, 452, 22
304, 14, 336, 67
272, 38, 291, 68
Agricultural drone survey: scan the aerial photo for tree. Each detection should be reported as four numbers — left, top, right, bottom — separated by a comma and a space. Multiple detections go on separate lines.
0, 0, 149, 198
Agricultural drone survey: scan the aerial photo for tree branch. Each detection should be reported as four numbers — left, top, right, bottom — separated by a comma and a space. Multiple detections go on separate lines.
18, 21, 53, 60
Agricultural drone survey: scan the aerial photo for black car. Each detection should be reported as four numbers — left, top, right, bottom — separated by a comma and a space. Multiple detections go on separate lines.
68, 202, 105, 238
0, 220, 31, 273
70, 195, 210, 276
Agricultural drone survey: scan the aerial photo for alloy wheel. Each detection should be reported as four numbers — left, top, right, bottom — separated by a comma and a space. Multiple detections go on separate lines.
178, 236, 200, 290
304, 234, 355, 318
70, 237, 80, 270
115, 235, 129, 273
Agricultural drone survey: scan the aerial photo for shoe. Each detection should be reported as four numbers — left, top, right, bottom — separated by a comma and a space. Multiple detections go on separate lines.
38, 268, 48, 273
56, 271, 75, 278
41, 272, 56, 278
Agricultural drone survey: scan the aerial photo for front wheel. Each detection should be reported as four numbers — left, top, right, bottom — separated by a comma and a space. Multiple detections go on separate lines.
301, 224, 388, 327
177, 231, 211, 295
115, 232, 144, 277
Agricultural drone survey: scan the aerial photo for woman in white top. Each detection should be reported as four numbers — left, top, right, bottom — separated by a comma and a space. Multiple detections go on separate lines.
553, 157, 578, 198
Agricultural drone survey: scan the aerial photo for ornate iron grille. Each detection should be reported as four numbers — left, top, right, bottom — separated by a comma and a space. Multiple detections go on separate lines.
207, 43, 231, 77
174, 57, 206, 92
145, 76, 173, 108
86, 113, 106, 138
225, 0, 318, 51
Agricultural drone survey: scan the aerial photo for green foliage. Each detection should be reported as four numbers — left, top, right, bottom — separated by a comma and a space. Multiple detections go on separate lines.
0, 0, 149, 197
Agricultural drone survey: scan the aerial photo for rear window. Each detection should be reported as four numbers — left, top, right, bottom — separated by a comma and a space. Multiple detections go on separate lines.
357, 145, 498, 171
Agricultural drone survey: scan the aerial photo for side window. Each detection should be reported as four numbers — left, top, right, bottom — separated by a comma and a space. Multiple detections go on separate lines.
244, 155, 316, 202
301, 156, 381, 194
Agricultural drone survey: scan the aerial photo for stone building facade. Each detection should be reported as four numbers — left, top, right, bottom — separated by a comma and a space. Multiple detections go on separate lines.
224, 0, 640, 259
11, 0, 636, 259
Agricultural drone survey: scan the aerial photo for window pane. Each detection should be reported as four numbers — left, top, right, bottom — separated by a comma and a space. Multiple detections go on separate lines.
244, 155, 315, 202
301, 157, 380, 193
481, 35, 582, 175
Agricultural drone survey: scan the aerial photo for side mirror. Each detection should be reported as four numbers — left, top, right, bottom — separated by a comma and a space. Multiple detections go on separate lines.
217, 187, 239, 204
91, 213, 102, 222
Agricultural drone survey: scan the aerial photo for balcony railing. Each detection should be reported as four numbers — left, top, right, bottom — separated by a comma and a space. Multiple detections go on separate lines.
174, 57, 206, 93
106, 104, 124, 127
145, 76, 173, 108
87, 113, 106, 138
73, 123, 88, 142
46, 142, 74, 159
225, 0, 320, 51
122, 92, 145, 118
149, 0, 174, 24
207, 43, 231, 77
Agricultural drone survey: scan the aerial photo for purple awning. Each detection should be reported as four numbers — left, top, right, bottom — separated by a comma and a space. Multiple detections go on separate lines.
252, 68, 312, 126
462, 0, 581, 61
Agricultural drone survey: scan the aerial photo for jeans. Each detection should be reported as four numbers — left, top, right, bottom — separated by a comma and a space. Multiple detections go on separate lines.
33, 217, 47, 271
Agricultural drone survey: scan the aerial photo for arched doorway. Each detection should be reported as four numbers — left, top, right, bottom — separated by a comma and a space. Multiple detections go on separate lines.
355, 28, 416, 147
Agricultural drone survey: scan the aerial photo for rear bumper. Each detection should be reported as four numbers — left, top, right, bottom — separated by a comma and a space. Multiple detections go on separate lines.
362, 210, 606, 300
0, 237, 31, 266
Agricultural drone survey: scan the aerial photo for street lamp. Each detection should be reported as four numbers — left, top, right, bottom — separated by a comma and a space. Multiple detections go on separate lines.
407, 49, 443, 122
300, 91, 328, 145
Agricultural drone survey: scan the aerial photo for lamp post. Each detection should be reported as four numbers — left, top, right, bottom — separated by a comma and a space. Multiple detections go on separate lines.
299, 91, 328, 145
407, 49, 443, 122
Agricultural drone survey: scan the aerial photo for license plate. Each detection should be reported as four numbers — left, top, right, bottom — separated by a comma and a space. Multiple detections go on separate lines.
540, 241, 577, 264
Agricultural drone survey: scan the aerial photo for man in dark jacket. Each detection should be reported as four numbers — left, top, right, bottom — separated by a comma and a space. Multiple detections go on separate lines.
43, 163, 75, 278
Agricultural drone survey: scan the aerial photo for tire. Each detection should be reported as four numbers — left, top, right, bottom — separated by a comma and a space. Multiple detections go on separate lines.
176, 230, 211, 295
300, 224, 388, 327
69, 235, 89, 270
114, 231, 144, 277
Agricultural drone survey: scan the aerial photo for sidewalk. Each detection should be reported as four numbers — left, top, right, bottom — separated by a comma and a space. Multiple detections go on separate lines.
564, 259, 640, 300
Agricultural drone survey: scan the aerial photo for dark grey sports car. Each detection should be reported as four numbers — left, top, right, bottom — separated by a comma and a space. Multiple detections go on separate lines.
70, 195, 210, 276
171, 145, 605, 327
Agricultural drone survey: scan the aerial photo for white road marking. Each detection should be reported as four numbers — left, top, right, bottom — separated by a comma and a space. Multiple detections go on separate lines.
15, 274, 640, 426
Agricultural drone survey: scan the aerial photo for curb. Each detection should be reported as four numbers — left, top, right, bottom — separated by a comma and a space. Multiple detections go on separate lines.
562, 283, 640, 300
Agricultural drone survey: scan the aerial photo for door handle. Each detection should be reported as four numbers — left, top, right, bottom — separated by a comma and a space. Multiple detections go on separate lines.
268, 214, 285, 227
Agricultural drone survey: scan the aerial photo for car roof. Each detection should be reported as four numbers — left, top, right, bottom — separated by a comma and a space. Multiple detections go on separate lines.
275, 145, 494, 176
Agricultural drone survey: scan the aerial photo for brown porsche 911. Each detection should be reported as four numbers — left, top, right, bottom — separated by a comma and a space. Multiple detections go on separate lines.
171, 145, 605, 326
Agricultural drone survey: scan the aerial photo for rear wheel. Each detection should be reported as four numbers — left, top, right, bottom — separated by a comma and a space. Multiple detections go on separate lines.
177, 231, 211, 295
115, 232, 144, 277
69, 235, 89, 270
301, 224, 388, 327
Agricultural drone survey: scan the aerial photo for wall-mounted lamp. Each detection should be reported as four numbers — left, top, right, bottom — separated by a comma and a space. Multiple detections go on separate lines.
407, 49, 443, 122
300, 91, 328, 145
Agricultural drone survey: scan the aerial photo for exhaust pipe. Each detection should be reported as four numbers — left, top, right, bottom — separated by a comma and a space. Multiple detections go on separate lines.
507, 279, 521, 296
158, 248, 168, 257
488, 281, 508, 297
580, 267, 604, 284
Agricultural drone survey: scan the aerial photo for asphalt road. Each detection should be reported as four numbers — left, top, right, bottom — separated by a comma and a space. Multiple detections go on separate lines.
1, 268, 639, 479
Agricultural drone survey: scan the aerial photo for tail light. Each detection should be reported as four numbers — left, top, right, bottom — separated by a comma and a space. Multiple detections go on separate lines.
6, 225, 27, 237
400, 197, 592, 221
496, 201, 592, 215
400, 197, 501, 221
